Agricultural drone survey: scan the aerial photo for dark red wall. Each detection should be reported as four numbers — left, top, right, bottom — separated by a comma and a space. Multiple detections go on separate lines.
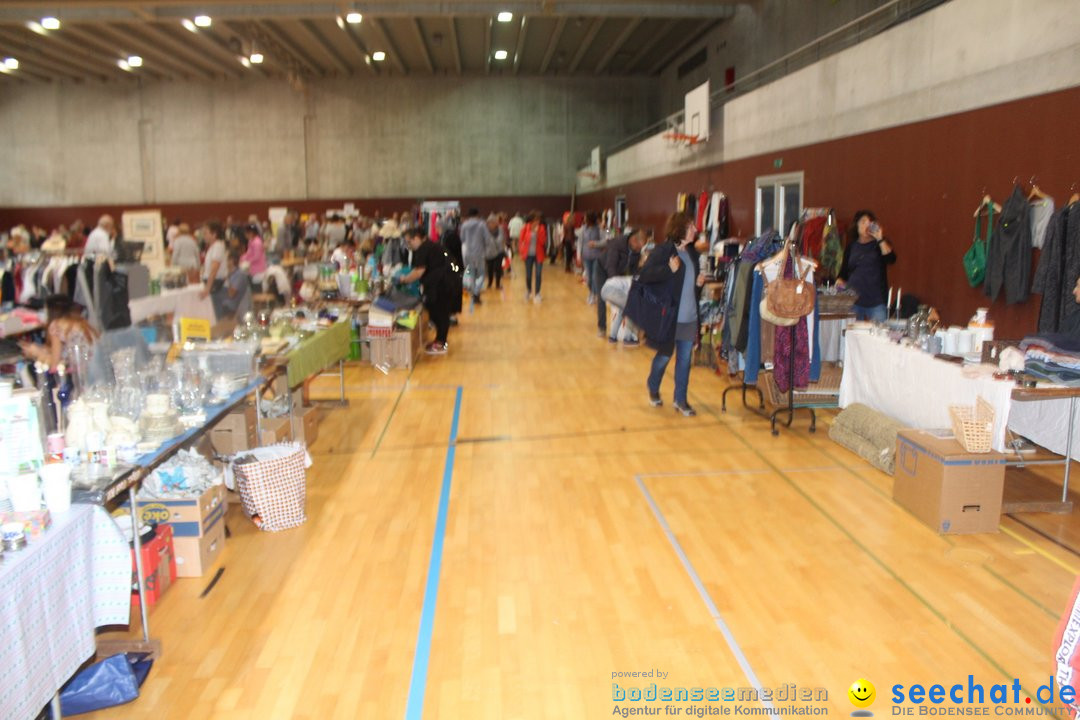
579, 86, 1080, 340
0, 194, 569, 233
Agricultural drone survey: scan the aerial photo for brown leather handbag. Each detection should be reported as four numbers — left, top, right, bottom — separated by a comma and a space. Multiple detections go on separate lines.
764, 243, 815, 320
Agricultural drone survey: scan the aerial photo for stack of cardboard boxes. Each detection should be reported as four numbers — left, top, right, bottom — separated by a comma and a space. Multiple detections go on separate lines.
133, 483, 227, 578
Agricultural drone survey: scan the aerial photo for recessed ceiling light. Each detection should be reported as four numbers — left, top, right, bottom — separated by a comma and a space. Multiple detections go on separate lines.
41, 17, 61, 30
346, 12, 362, 24
127, 55, 143, 67
336, 16, 345, 30
3, 57, 18, 70
372, 51, 385, 62
239, 56, 251, 68
181, 18, 198, 32
118, 59, 131, 71
497, 11, 513, 23
494, 49, 508, 60
193, 15, 212, 28
249, 52, 264, 64
26, 21, 46, 35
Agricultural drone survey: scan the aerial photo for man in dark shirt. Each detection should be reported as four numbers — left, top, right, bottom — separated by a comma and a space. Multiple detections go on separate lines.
398, 227, 452, 354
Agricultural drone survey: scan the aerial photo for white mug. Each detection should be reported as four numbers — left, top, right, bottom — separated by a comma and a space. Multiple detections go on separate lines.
40, 464, 72, 514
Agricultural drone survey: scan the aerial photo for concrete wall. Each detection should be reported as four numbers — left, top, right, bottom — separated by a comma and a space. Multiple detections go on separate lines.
723, 0, 1080, 162
659, 0, 896, 116
595, 0, 1080, 192
0, 76, 658, 207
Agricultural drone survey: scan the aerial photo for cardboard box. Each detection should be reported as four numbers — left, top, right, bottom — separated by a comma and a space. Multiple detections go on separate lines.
172, 512, 225, 578
260, 416, 292, 446
210, 405, 257, 456
369, 324, 422, 370
132, 524, 176, 608
894, 430, 1007, 534
131, 484, 226, 538
291, 406, 320, 446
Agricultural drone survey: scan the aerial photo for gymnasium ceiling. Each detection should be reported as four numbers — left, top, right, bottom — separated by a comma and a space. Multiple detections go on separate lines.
0, 1, 740, 84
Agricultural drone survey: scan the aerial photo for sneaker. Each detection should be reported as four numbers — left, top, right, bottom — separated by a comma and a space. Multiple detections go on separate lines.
673, 402, 697, 417
424, 342, 447, 355
608, 336, 618, 344
597, 329, 606, 338
623, 338, 640, 347
472, 294, 483, 306
533, 294, 542, 304
649, 392, 663, 408
525, 291, 532, 301
587, 294, 595, 305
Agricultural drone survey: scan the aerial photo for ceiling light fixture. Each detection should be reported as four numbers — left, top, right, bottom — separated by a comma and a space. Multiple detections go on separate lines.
127, 55, 143, 67
346, 12, 362, 24
494, 49, 508, 60
194, 15, 212, 28
3, 57, 19, 70
497, 11, 513, 22
26, 21, 46, 35
372, 51, 385, 62
181, 18, 198, 32
118, 59, 131, 71
336, 16, 345, 30
239, 56, 251, 68
249, 52, 264, 64
41, 16, 61, 30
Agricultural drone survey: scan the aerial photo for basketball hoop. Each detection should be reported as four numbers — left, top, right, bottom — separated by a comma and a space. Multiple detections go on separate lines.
663, 132, 701, 147
577, 170, 600, 182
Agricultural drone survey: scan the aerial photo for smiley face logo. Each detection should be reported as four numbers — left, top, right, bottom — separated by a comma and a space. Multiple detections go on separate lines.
848, 679, 876, 710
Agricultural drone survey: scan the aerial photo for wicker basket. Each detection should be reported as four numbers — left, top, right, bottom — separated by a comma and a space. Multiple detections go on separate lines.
949, 397, 994, 453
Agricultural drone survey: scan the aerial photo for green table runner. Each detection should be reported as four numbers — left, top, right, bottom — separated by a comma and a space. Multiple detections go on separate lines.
284, 319, 351, 388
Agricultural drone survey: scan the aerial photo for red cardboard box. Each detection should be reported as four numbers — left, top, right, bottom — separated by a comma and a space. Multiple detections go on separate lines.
131, 524, 176, 610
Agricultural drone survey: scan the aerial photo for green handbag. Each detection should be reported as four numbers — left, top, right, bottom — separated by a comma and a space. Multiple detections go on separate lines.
963, 204, 992, 287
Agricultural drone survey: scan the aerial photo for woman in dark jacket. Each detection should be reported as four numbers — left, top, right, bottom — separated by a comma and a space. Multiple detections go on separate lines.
637, 211, 703, 416
837, 209, 896, 322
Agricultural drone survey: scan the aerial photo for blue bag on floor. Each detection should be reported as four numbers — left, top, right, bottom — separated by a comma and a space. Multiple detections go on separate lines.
58, 653, 153, 716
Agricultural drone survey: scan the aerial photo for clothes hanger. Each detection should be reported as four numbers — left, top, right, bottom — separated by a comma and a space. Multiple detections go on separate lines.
973, 193, 1001, 218
1027, 177, 1048, 202
1068, 183, 1079, 206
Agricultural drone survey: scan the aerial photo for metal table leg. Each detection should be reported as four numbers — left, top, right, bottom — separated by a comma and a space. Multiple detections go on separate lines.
339, 359, 345, 404
129, 484, 151, 643
1064, 396, 1076, 503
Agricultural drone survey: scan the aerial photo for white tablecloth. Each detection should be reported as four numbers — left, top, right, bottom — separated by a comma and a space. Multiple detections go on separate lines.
0, 504, 131, 720
129, 285, 216, 324
1008, 396, 1080, 461
839, 331, 1015, 452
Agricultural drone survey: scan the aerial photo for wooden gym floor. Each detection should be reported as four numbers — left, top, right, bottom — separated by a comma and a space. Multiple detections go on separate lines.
90, 260, 1080, 720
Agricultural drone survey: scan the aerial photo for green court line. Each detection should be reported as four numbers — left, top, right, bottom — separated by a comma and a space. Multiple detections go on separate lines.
689, 390, 1051, 712
370, 363, 418, 458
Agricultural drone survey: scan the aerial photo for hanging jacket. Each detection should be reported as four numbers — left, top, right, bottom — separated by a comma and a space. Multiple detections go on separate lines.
984, 184, 1032, 305
1033, 204, 1080, 333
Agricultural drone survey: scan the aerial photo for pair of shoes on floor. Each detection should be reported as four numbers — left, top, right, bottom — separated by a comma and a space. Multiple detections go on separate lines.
424, 341, 448, 355
673, 402, 697, 417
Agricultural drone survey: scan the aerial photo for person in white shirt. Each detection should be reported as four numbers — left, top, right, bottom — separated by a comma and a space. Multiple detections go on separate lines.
199, 220, 229, 317
508, 212, 525, 245
84, 215, 115, 258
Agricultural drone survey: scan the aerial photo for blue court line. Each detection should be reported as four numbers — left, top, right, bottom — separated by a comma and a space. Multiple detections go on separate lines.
635, 474, 780, 720
405, 385, 463, 720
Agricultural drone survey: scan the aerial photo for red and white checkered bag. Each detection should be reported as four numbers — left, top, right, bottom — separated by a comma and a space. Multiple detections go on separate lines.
233, 443, 310, 532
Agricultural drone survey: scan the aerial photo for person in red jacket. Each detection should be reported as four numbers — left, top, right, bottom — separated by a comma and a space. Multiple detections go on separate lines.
519, 211, 547, 303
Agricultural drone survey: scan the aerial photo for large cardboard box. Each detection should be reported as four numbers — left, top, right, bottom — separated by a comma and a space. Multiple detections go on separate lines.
210, 405, 257, 456
894, 430, 1007, 534
172, 515, 225, 578
131, 484, 226, 538
369, 323, 422, 370
291, 406, 320, 446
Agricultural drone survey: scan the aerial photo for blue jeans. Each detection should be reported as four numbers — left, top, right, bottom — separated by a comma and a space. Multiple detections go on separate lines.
647, 339, 694, 405
593, 264, 608, 331
854, 304, 888, 323
584, 258, 599, 296
525, 256, 542, 295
